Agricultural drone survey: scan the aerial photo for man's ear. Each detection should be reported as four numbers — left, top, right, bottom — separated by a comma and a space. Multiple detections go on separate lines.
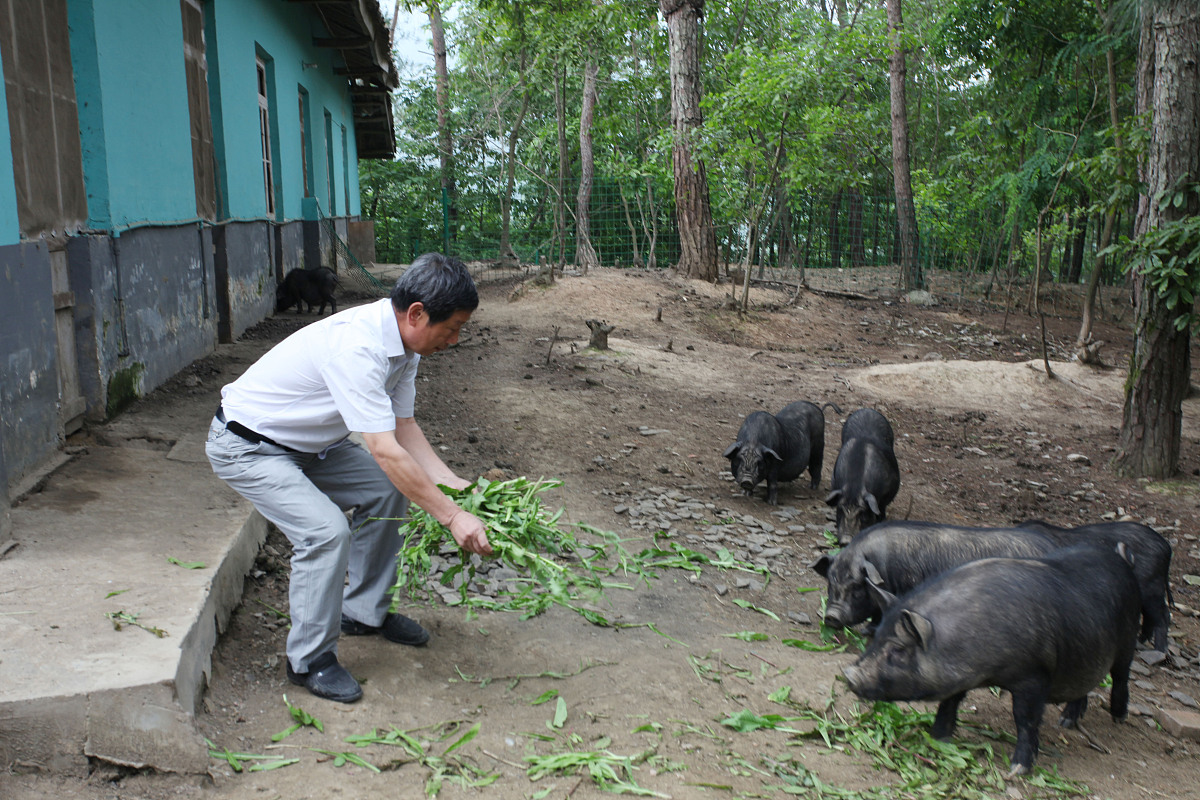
404, 301, 427, 325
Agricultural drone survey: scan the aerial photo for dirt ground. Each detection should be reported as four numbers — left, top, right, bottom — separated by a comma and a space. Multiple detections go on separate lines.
7, 268, 1200, 800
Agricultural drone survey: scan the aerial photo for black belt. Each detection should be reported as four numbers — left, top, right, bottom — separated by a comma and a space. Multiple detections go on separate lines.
216, 405, 298, 452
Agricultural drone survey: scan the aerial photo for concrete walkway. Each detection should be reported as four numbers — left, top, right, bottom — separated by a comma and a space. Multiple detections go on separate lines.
0, 336, 271, 775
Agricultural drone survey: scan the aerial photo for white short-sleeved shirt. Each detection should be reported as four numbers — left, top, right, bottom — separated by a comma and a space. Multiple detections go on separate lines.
220, 298, 419, 452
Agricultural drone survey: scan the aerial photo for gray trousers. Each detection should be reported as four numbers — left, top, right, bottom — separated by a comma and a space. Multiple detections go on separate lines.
206, 417, 407, 672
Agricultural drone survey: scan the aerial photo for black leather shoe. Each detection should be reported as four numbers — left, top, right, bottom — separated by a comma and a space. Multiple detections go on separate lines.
341, 612, 430, 646
286, 651, 362, 703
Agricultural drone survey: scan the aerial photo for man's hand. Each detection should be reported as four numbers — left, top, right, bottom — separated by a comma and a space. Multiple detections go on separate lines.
448, 510, 492, 556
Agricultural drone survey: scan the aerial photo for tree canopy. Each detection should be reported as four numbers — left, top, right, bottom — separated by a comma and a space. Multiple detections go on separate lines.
366, 0, 1196, 477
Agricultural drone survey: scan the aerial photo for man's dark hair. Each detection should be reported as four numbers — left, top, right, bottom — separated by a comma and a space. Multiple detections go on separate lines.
390, 253, 479, 323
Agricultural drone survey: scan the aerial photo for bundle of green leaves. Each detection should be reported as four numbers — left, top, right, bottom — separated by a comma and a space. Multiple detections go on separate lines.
391, 477, 611, 620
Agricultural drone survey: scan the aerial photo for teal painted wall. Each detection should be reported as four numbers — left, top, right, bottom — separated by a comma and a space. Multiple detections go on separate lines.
208, 0, 361, 223
0, 50, 19, 245
64, 0, 362, 232
67, 0, 197, 231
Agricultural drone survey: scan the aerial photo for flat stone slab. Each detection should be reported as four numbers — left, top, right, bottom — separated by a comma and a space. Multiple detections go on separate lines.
0, 444, 264, 774
1155, 707, 1200, 741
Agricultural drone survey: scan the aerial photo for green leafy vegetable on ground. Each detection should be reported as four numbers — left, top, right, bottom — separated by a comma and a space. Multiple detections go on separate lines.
105, 610, 168, 638
392, 477, 768, 628
525, 746, 668, 797
272, 694, 324, 741
392, 477, 610, 621
205, 739, 298, 773
749, 687, 1091, 799
345, 720, 496, 795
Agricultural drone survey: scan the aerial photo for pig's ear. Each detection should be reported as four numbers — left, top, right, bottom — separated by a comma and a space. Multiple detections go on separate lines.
762, 447, 782, 463
898, 610, 933, 650
864, 492, 882, 517
863, 562, 896, 610
811, 554, 832, 578
723, 442, 741, 459
824, 489, 843, 507
1115, 541, 1136, 567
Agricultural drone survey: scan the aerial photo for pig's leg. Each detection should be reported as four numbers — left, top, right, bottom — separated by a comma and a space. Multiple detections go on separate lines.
1008, 689, 1047, 776
807, 441, 823, 488
1058, 696, 1088, 728
1109, 651, 1133, 722
1146, 594, 1170, 652
931, 691, 966, 739
765, 473, 778, 505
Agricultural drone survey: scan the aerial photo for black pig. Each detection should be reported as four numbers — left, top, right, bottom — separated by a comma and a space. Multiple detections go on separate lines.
723, 400, 837, 505
1019, 519, 1173, 651
276, 266, 339, 315
842, 545, 1140, 776
812, 518, 1174, 652
825, 408, 899, 543
811, 520, 1057, 630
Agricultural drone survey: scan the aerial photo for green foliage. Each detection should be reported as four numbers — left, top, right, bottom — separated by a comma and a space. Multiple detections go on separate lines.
1114, 181, 1200, 330
372, 0, 1142, 287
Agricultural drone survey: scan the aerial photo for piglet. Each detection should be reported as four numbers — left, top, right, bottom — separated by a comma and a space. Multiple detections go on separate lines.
825, 408, 899, 543
723, 400, 838, 505
276, 266, 339, 315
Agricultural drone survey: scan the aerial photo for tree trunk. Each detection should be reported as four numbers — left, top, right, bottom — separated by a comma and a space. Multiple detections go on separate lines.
554, 63, 568, 274
618, 184, 643, 267
887, 0, 922, 290
586, 319, 614, 350
1077, 6, 1124, 361
778, 187, 794, 271
1066, 209, 1087, 284
834, 0, 865, 269
660, 0, 718, 281
1115, 0, 1199, 479
500, 32, 530, 267
428, 1, 457, 248
574, 61, 600, 273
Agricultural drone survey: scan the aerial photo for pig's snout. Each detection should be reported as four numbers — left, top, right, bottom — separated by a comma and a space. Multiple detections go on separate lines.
824, 605, 847, 628
739, 477, 755, 490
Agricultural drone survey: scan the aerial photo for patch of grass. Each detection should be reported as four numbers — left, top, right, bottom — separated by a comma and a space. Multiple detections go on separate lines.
1144, 480, 1199, 498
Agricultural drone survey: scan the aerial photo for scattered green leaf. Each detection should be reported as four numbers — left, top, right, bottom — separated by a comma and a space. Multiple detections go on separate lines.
105, 610, 167, 638
552, 697, 568, 729
731, 598, 780, 620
